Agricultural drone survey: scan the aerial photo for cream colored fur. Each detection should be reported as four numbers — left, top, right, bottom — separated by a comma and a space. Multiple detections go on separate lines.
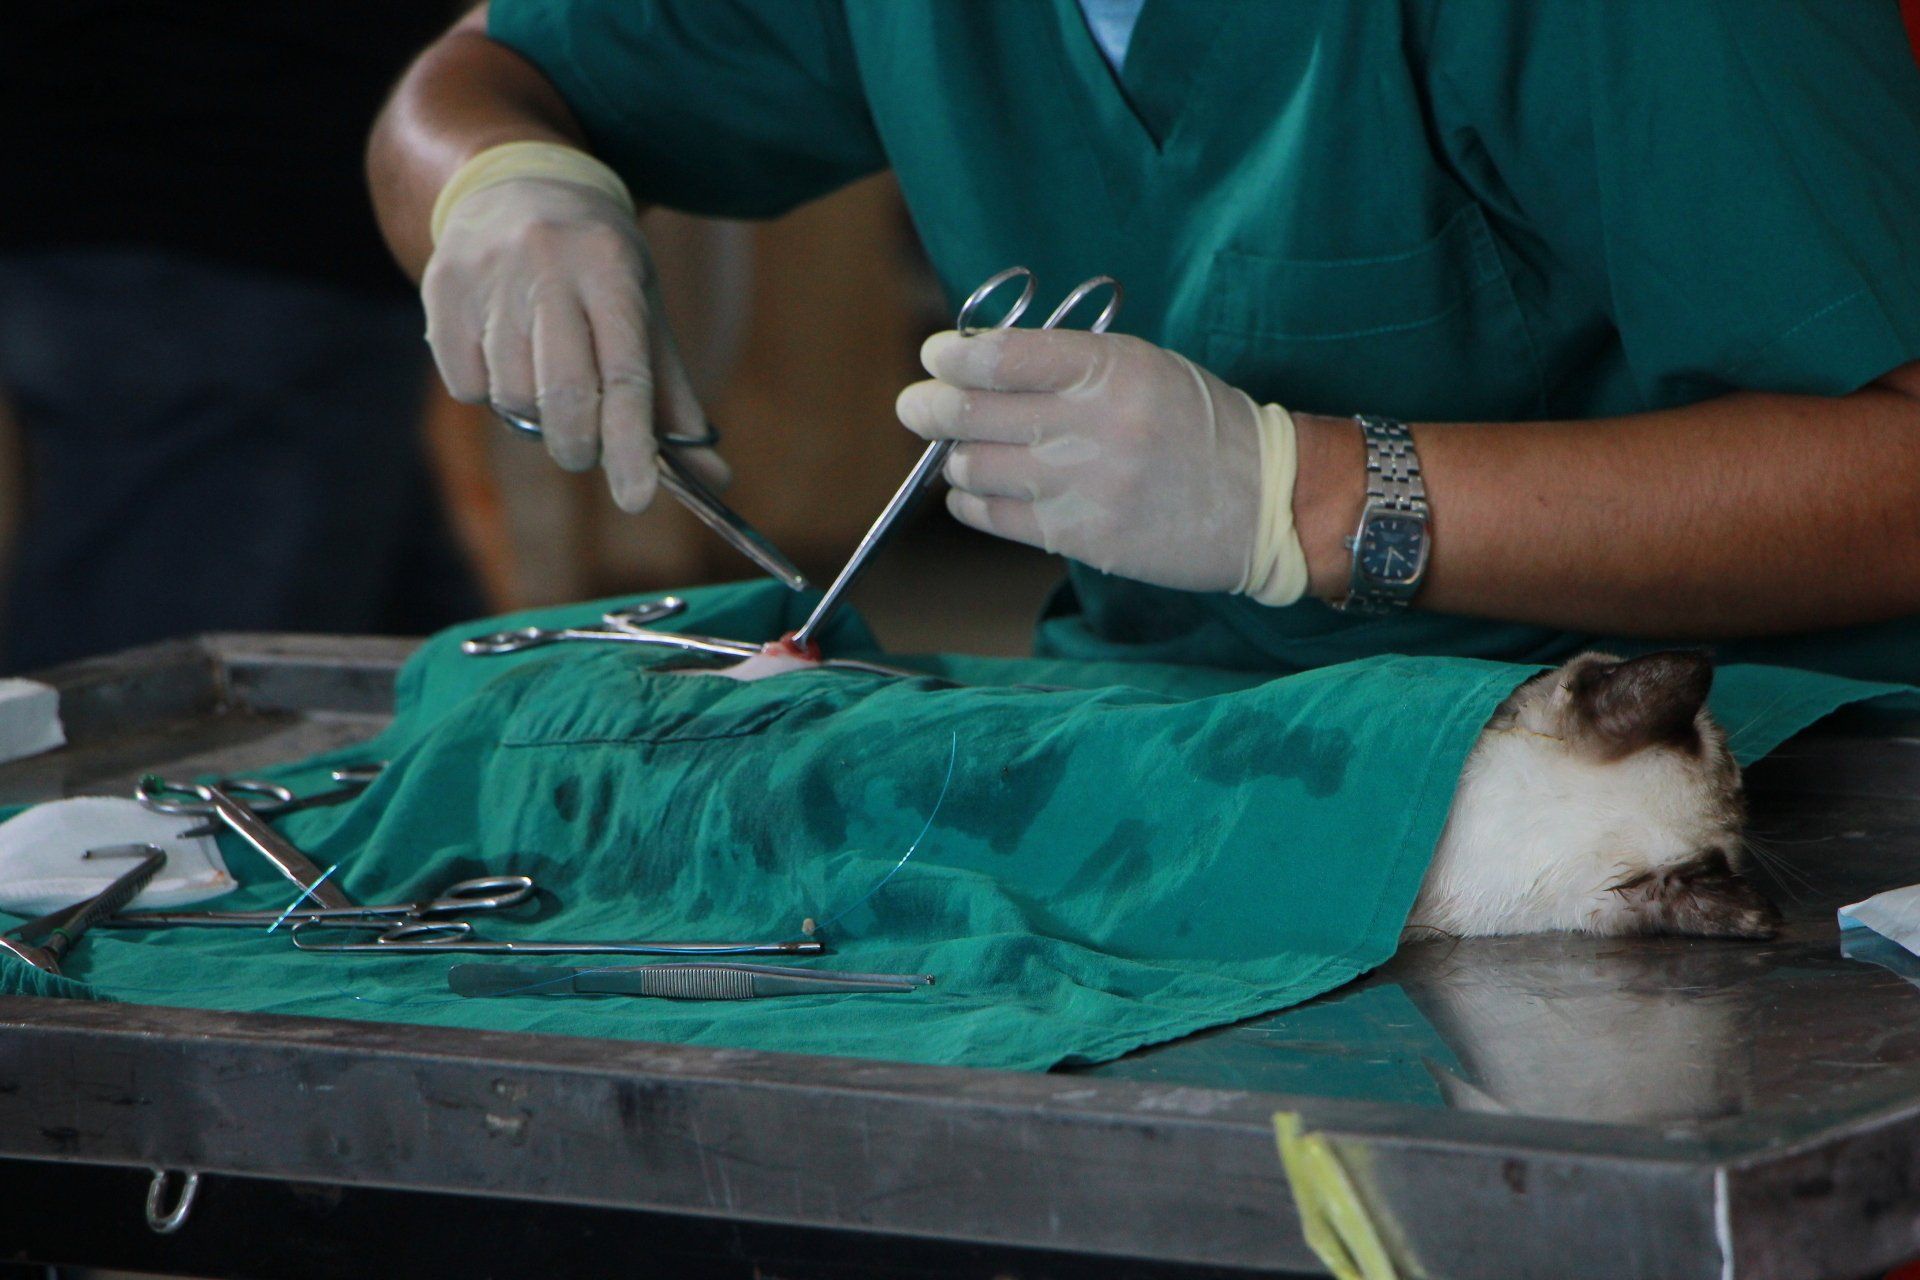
1409, 653, 1756, 938
1413, 725, 1739, 936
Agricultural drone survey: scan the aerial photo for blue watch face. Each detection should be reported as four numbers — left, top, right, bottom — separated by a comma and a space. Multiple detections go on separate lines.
1358, 515, 1426, 585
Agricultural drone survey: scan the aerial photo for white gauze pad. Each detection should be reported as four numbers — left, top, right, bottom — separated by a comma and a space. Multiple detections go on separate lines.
0, 678, 64, 765
0, 796, 235, 915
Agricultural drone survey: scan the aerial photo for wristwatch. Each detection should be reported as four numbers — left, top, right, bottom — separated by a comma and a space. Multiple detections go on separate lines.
1337, 415, 1431, 613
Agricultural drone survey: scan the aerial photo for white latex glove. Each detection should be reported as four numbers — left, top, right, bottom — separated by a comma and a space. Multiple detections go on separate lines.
423, 144, 725, 512
895, 329, 1309, 604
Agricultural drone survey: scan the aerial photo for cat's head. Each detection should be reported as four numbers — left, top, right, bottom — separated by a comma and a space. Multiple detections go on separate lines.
1428, 650, 1780, 940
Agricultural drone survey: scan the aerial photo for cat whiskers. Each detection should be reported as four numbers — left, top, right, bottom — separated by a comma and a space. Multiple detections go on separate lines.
1737, 745, 1823, 761
1739, 833, 1818, 905
1738, 828, 1841, 846
1720, 688, 1803, 758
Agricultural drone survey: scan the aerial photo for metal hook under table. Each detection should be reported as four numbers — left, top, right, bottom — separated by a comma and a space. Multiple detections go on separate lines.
145, 1168, 201, 1235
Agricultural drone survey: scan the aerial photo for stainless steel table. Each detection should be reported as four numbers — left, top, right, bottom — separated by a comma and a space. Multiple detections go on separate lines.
2, 635, 1918, 1279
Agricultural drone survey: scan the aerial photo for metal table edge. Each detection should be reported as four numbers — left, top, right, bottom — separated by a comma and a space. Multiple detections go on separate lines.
0, 991, 1770, 1277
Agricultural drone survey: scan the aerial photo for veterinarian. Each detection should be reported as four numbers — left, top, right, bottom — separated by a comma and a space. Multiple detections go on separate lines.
371, 1, 1920, 681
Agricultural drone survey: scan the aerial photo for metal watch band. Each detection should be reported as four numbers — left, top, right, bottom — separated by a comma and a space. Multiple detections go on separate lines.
1358, 415, 1427, 515
1337, 415, 1431, 614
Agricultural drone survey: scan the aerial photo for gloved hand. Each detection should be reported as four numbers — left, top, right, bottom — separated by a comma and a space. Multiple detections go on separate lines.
895, 328, 1310, 605
423, 142, 725, 512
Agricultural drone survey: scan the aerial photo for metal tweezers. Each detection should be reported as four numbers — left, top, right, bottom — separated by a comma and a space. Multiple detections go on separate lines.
448, 961, 934, 999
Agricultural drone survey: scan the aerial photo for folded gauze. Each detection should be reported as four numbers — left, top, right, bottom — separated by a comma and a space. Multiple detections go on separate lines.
0, 797, 234, 915
1840, 883, 1920, 957
0, 678, 63, 765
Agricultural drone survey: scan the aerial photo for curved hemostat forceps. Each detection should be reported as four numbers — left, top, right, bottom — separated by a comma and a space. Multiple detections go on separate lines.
460, 596, 763, 660
137, 775, 360, 911
492, 410, 809, 591
173, 762, 386, 839
287, 917, 825, 957
109, 874, 538, 930
461, 594, 928, 679
783, 267, 1123, 655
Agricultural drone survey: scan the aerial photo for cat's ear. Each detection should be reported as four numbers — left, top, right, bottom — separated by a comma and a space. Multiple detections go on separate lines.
1567, 650, 1713, 758
1610, 850, 1781, 939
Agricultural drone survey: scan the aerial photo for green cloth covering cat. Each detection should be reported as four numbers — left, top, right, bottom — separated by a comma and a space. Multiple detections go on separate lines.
0, 581, 1907, 1071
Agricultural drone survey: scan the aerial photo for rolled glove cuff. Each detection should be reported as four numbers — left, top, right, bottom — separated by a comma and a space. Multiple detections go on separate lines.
1239, 398, 1310, 607
429, 141, 636, 244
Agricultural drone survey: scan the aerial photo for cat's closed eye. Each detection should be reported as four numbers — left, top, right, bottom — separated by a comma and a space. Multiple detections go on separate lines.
1605, 846, 1780, 940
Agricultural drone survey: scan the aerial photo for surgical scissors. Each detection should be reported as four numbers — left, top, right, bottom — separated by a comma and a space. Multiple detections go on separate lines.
288, 918, 825, 957
493, 409, 809, 591
786, 267, 1122, 653
107, 874, 537, 930
137, 775, 357, 911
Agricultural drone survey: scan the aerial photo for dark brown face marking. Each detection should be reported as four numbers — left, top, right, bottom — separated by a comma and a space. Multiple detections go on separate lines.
1608, 849, 1781, 939
1568, 650, 1714, 760
1466, 648, 1773, 941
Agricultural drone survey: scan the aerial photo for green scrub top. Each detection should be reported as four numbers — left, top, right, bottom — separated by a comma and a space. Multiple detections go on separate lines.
489, 0, 1920, 682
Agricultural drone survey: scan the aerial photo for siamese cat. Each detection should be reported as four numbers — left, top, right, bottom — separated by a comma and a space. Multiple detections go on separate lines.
1412, 650, 1779, 939
686, 645, 1779, 940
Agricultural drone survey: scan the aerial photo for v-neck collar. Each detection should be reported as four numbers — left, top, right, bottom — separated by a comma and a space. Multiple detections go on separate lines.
1053, 0, 1227, 152
1044, 0, 1231, 229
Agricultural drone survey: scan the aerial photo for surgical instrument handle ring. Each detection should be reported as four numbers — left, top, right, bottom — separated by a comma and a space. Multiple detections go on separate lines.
134, 776, 294, 817
955, 265, 1038, 336
1040, 274, 1123, 336
601, 597, 688, 628
460, 625, 607, 655
420, 874, 538, 913
175, 764, 387, 838
137, 776, 357, 911
460, 624, 760, 658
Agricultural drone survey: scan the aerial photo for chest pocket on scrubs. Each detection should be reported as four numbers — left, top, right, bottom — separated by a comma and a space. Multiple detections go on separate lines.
1201, 204, 1545, 423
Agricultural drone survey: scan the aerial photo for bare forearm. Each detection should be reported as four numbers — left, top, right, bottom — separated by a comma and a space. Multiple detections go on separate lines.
367, 4, 588, 279
1293, 368, 1920, 638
